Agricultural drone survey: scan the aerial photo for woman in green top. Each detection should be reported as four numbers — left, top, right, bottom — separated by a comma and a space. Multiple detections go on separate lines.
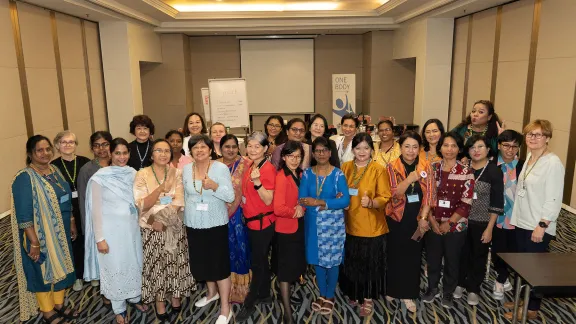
451, 100, 504, 159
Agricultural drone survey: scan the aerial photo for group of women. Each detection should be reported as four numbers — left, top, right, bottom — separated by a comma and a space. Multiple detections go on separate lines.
11, 99, 565, 324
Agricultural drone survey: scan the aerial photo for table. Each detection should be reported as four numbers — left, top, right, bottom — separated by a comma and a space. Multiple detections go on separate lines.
497, 253, 576, 324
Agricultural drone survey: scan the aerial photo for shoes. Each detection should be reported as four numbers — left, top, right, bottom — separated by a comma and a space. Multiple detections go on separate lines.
504, 300, 524, 309
453, 286, 464, 299
493, 281, 504, 300
504, 309, 538, 321
422, 288, 440, 304
91, 280, 99, 287
441, 294, 454, 309
504, 279, 513, 292
467, 292, 479, 306
195, 293, 220, 308
235, 305, 256, 322
215, 309, 233, 324
73, 279, 83, 292
402, 299, 416, 313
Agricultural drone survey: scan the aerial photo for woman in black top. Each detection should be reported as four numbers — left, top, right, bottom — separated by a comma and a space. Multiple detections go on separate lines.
127, 115, 154, 170
305, 114, 340, 168
51, 131, 91, 292
455, 135, 504, 306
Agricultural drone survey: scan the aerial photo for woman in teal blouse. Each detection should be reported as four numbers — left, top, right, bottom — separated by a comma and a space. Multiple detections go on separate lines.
11, 135, 78, 323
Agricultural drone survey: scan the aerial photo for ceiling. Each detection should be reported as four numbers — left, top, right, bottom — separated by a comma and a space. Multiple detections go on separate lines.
21, 0, 512, 35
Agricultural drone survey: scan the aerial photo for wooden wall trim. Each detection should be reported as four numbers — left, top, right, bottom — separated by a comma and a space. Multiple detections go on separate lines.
461, 15, 473, 121
564, 83, 576, 204
10, 0, 33, 137
95, 23, 110, 131
81, 20, 96, 133
520, 0, 542, 158
490, 6, 503, 103
50, 11, 68, 130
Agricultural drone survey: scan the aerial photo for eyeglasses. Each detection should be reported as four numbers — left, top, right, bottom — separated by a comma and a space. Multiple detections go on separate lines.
379, 128, 393, 133
289, 127, 306, 134
153, 149, 171, 155
60, 141, 76, 146
92, 143, 110, 149
469, 145, 487, 151
267, 123, 282, 129
314, 148, 330, 155
501, 143, 519, 150
285, 154, 302, 160
526, 132, 545, 139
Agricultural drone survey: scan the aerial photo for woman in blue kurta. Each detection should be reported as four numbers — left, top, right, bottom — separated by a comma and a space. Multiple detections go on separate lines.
11, 135, 78, 323
299, 137, 350, 315
84, 138, 146, 324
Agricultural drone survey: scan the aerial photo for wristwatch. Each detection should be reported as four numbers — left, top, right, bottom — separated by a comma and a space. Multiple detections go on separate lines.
254, 184, 263, 190
538, 221, 548, 229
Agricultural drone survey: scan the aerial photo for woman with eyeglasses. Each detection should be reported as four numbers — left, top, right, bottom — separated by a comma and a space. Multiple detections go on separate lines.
420, 119, 445, 164
273, 141, 307, 323
339, 133, 391, 317
165, 130, 193, 169
385, 131, 434, 313
218, 134, 252, 304
264, 115, 288, 159
454, 135, 503, 306
182, 113, 208, 156
127, 115, 155, 171
271, 118, 311, 170
134, 139, 195, 321
183, 135, 235, 324
78, 131, 113, 290
51, 131, 91, 292
298, 137, 350, 316
333, 114, 359, 164
422, 132, 475, 309
374, 120, 401, 168
85, 138, 148, 324
305, 114, 340, 168
236, 131, 277, 322
503, 120, 565, 321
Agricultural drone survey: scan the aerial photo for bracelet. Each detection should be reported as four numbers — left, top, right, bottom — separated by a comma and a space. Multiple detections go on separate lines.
31, 244, 40, 248
369, 199, 374, 209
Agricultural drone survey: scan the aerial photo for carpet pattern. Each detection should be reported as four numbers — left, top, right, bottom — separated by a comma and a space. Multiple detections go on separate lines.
1, 209, 575, 323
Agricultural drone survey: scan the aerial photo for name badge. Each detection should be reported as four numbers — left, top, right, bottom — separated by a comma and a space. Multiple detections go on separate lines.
473, 192, 478, 200
242, 196, 246, 204
60, 194, 70, 204
129, 204, 138, 215
439, 200, 451, 208
407, 194, 420, 203
349, 188, 359, 196
517, 189, 526, 198
196, 203, 209, 211
160, 196, 172, 205
71, 191, 78, 199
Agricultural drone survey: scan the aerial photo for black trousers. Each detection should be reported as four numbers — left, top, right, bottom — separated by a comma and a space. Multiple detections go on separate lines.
245, 225, 275, 307
72, 220, 84, 280
515, 227, 553, 311
458, 221, 491, 293
492, 226, 517, 284
425, 229, 467, 295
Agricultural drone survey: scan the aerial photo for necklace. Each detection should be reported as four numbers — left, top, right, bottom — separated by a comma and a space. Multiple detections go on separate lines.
522, 149, 547, 189
377, 142, 396, 165
465, 124, 488, 140
61, 156, 77, 190
314, 165, 330, 197
31, 164, 66, 192
136, 141, 150, 169
192, 161, 211, 200
351, 159, 371, 188
151, 164, 168, 186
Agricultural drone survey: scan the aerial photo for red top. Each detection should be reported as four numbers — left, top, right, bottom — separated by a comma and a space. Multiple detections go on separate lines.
273, 170, 303, 234
241, 160, 277, 230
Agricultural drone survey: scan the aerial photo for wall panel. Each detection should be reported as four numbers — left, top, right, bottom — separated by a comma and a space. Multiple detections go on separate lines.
537, 0, 576, 59
499, 0, 533, 62
466, 62, 492, 110
469, 8, 497, 64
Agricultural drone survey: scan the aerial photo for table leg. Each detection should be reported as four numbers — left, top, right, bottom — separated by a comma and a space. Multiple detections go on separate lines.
521, 285, 531, 324
512, 276, 522, 324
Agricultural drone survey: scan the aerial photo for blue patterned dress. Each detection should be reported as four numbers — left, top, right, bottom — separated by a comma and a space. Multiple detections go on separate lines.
300, 167, 350, 268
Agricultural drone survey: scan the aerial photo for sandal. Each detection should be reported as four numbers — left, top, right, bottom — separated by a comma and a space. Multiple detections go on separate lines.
319, 298, 335, 315
403, 299, 416, 313
155, 301, 169, 321
171, 298, 182, 314
102, 296, 112, 309
42, 313, 67, 324
116, 311, 128, 324
311, 297, 326, 312
54, 304, 79, 320
359, 299, 374, 317
348, 299, 358, 307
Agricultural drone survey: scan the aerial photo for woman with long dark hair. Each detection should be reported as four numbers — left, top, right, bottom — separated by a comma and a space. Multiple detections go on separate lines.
452, 100, 504, 156
305, 114, 340, 168
182, 112, 208, 156
264, 115, 288, 159
420, 119, 445, 164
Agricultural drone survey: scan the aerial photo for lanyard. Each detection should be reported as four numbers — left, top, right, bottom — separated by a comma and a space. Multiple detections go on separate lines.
32, 165, 66, 192
314, 166, 330, 197
61, 157, 77, 190
377, 142, 395, 165
136, 141, 150, 169
470, 160, 489, 192
522, 150, 546, 189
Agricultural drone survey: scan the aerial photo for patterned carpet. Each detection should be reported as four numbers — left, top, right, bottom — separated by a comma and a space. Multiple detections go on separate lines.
1, 209, 575, 324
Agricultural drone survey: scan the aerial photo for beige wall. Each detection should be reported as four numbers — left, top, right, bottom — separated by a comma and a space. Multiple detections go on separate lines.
0, 0, 107, 213
449, 0, 576, 207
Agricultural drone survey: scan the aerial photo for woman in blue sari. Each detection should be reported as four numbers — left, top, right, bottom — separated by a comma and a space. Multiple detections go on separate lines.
11, 135, 78, 323
218, 134, 252, 304
84, 138, 147, 324
299, 136, 350, 316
